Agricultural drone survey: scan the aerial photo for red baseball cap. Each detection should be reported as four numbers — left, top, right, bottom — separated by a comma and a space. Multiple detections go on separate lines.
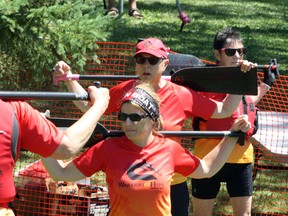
134, 38, 168, 58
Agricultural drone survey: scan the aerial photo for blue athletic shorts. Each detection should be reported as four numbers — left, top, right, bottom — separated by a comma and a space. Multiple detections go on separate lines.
192, 163, 253, 199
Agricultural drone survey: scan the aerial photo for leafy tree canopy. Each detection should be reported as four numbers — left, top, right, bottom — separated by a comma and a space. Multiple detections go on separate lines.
0, 0, 113, 84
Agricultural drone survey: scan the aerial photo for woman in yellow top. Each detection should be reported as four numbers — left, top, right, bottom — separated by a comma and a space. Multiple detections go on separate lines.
192, 27, 278, 216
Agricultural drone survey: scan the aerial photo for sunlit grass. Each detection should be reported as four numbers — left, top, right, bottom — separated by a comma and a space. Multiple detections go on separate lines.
92, 0, 287, 74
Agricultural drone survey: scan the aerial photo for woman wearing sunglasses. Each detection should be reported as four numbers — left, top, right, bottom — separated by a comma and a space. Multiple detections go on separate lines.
52, 37, 253, 216
191, 28, 278, 216
42, 83, 252, 216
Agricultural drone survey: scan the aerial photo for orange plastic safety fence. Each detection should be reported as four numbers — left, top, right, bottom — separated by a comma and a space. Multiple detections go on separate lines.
3, 41, 286, 215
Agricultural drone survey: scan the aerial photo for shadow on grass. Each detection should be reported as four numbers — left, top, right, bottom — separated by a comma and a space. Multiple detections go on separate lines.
103, 0, 287, 73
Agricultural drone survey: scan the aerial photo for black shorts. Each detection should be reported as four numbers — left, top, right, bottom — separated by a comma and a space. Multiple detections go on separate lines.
192, 163, 253, 199
171, 181, 189, 216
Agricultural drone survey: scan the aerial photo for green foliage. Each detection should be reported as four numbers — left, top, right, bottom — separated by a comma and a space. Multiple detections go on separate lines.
0, 0, 113, 88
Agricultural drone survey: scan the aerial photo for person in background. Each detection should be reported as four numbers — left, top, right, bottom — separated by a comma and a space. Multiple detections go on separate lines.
191, 27, 279, 216
105, 0, 143, 18
52, 37, 253, 216
0, 84, 109, 216
42, 83, 252, 216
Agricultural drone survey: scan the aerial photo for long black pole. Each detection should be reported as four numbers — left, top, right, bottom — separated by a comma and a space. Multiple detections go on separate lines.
48, 117, 242, 138
0, 91, 89, 100
48, 117, 245, 147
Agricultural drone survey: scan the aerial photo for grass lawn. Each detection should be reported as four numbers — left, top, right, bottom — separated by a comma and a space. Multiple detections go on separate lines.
93, 0, 288, 74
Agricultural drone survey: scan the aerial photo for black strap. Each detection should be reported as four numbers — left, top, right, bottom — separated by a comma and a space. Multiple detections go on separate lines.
192, 117, 206, 131
237, 96, 247, 146
9, 112, 19, 215
243, 95, 259, 135
242, 95, 248, 114
11, 112, 19, 162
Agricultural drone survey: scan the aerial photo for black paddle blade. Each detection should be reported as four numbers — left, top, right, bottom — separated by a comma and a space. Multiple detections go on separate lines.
171, 66, 258, 95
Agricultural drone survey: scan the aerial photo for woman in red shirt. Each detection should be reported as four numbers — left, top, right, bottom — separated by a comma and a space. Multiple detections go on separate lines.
42, 83, 251, 216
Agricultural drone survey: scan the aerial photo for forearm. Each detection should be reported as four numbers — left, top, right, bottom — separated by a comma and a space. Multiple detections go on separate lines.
190, 137, 238, 178
250, 82, 270, 104
41, 158, 85, 181
190, 114, 251, 178
51, 100, 106, 159
53, 61, 90, 112
212, 95, 241, 118
66, 80, 90, 112
202, 137, 237, 175
64, 101, 105, 154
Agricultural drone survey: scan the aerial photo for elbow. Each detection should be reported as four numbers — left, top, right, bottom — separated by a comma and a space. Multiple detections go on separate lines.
60, 146, 77, 159
212, 104, 231, 119
200, 169, 214, 178
219, 112, 230, 119
190, 171, 214, 179
55, 135, 83, 160
60, 151, 75, 160
52, 144, 77, 160
199, 162, 218, 178
204, 172, 215, 178
220, 106, 233, 118
221, 107, 234, 118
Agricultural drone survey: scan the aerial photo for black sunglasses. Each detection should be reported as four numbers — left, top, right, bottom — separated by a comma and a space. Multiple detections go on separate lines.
135, 56, 163, 65
219, 47, 247, 57
118, 112, 149, 122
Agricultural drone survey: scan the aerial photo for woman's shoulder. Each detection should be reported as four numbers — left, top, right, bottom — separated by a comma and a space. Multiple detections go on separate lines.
111, 79, 137, 91
161, 82, 200, 108
88, 136, 127, 154
162, 81, 192, 95
155, 135, 182, 150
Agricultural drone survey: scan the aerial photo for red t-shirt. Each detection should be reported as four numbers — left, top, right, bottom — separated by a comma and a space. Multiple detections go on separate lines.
106, 80, 217, 132
10, 101, 64, 157
73, 136, 200, 216
0, 101, 64, 204
106, 80, 216, 185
